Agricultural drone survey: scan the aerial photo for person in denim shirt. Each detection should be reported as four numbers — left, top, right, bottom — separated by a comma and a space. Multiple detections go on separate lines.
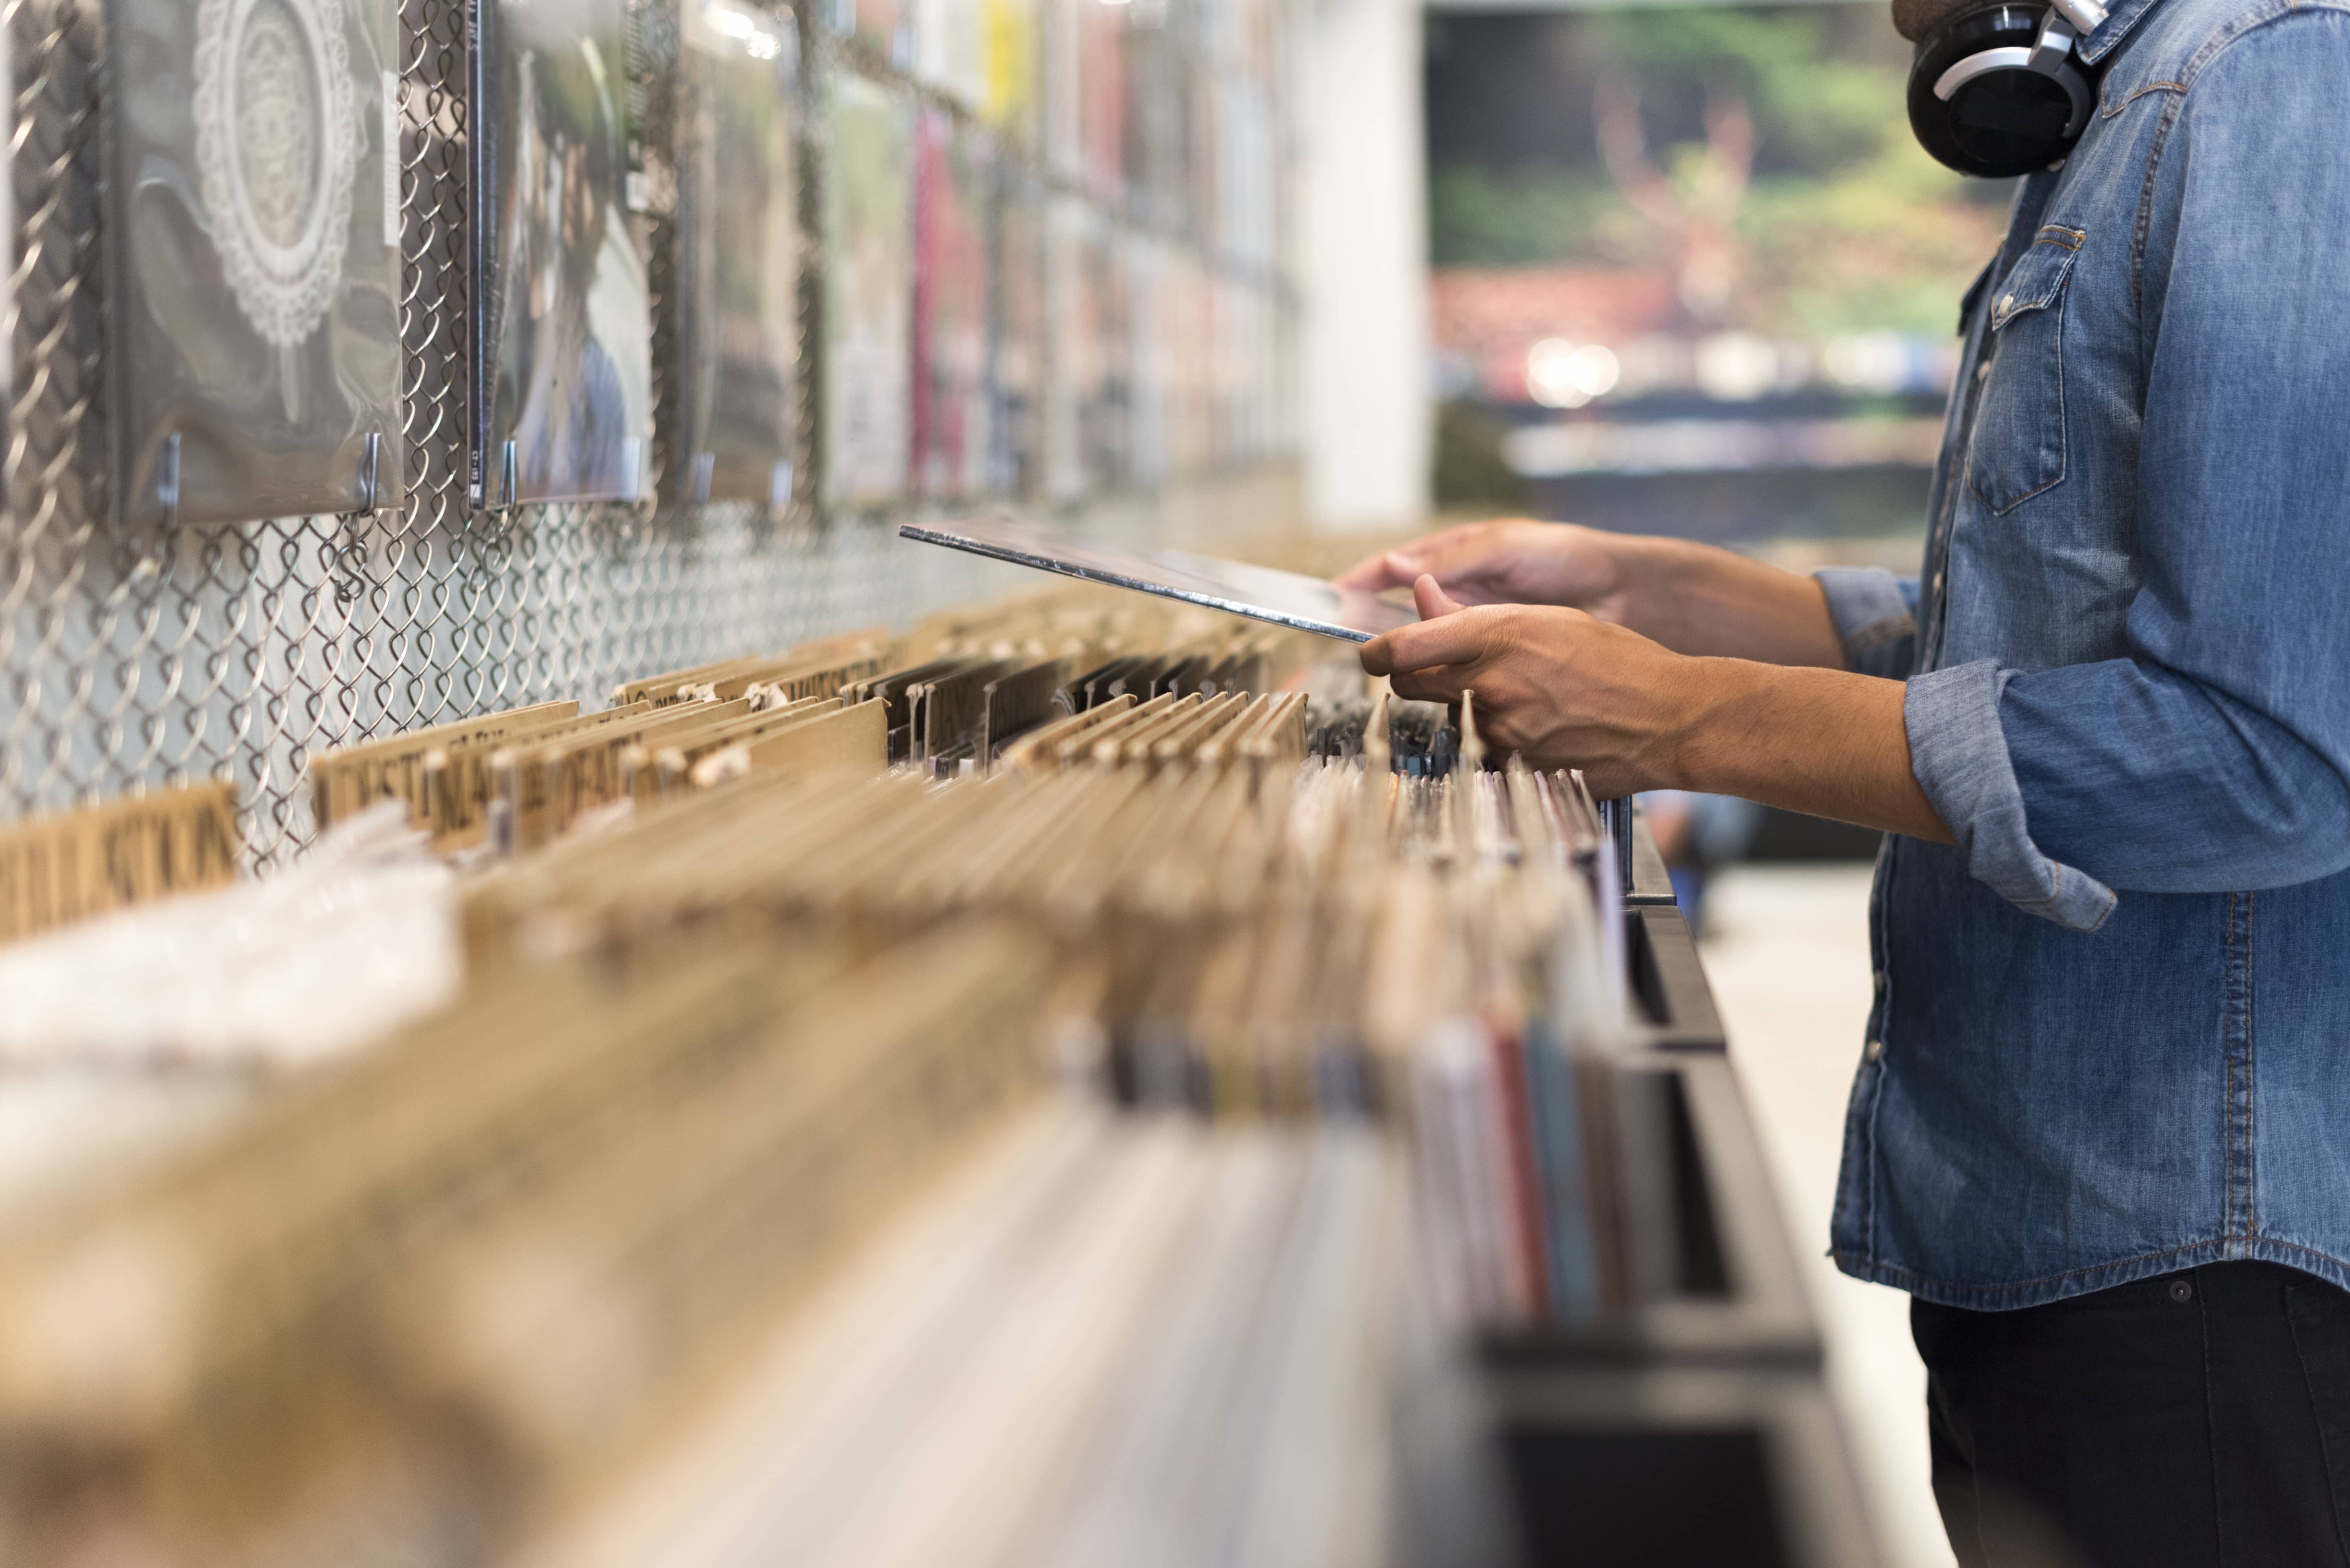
1342, 0, 2350, 1555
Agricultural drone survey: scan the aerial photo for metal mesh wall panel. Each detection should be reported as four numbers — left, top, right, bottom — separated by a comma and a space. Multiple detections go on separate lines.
0, 0, 1279, 867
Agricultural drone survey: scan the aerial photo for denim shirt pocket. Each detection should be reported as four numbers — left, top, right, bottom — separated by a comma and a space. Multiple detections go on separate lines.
1966, 226, 2084, 515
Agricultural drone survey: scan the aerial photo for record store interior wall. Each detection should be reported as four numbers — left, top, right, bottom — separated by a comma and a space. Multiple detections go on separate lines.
0, 0, 1302, 865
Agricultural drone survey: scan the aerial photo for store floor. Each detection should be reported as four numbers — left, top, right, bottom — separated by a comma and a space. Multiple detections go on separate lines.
1698, 864, 1955, 1568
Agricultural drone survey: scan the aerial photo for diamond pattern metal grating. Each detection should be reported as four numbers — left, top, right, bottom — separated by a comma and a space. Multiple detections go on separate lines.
0, 0, 1258, 868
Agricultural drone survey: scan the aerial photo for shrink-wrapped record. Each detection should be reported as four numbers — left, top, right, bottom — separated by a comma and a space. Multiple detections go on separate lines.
468, 0, 655, 508
104, 0, 406, 527
912, 110, 992, 500
664, 0, 800, 507
820, 72, 913, 507
990, 165, 1045, 496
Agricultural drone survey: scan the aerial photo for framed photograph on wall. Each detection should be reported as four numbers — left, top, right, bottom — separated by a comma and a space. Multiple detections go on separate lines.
105, 0, 406, 529
664, 0, 799, 507
468, 0, 654, 510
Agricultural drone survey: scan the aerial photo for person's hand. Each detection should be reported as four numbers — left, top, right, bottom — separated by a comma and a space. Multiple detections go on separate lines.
1332, 519, 1634, 620
1337, 519, 1856, 671
1359, 576, 1698, 797
1359, 576, 1953, 842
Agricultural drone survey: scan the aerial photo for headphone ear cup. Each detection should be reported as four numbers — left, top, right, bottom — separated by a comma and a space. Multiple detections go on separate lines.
1908, 4, 2091, 177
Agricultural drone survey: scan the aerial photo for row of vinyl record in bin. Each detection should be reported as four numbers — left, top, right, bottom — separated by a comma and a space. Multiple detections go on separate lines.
0, 576, 1881, 1567
29, 0, 1290, 538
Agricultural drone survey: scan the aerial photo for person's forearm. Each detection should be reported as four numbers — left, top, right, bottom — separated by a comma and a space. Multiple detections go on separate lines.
1608, 536, 1852, 669
1362, 582, 1944, 839
1663, 659, 1951, 842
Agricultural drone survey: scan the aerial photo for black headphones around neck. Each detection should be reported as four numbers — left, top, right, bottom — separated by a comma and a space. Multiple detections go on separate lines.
1907, 0, 2107, 177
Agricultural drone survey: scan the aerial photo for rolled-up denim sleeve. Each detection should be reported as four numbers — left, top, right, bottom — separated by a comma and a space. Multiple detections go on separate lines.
1811, 567, 2124, 927
1921, 16, 2350, 919
1812, 567, 1918, 680
1907, 660, 2116, 931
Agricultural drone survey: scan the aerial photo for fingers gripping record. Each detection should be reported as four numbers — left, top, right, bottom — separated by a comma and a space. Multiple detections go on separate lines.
1359, 576, 1494, 703
1359, 575, 1525, 732
1331, 519, 1630, 614
1355, 574, 1694, 798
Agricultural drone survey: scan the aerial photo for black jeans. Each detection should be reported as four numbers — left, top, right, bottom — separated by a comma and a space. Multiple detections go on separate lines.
1912, 1262, 2350, 1568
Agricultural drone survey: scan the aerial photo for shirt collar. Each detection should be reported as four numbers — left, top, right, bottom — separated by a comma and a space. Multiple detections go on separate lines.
2076, 0, 2164, 65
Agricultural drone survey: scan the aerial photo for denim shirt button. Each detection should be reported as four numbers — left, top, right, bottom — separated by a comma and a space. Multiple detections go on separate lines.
1865, 1038, 1884, 1063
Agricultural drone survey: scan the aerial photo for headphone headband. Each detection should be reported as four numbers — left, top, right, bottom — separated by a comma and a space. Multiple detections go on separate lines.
1908, 3, 2097, 177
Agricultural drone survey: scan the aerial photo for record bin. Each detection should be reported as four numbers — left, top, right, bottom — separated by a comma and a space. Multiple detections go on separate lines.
1482, 808, 1884, 1568
1490, 1363, 1881, 1568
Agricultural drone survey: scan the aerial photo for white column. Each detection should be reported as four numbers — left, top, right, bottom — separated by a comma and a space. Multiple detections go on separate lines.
1298, 0, 1430, 532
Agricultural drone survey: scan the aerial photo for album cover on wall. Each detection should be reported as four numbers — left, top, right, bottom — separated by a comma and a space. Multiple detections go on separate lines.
988, 167, 1043, 497
911, 110, 990, 501
665, 0, 799, 507
1214, 277, 1260, 467
1165, 252, 1210, 480
1089, 224, 1133, 491
468, 0, 654, 509
1041, 193, 1091, 503
1040, 195, 1131, 500
105, 0, 405, 529
1125, 235, 1166, 488
977, 0, 1036, 143
1271, 288, 1299, 455
1077, 0, 1124, 200
0, 16, 13, 498
821, 71, 912, 507
1042, 0, 1080, 182
911, 0, 983, 110
840, 0, 908, 67
1212, 73, 1275, 273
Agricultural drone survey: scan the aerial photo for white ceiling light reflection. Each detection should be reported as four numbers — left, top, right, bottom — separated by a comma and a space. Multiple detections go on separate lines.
1525, 339, 1620, 410
1823, 332, 1913, 394
1694, 332, 1779, 402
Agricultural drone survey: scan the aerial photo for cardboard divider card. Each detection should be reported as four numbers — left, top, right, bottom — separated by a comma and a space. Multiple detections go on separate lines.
311, 701, 582, 832
613, 628, 892, 708
506, 698, 768, 848
734, 700, 891, 778
425, 702, 656, 849
643, 698, 836, 796
0, 781, 244, 943
1057, 692, 1177, 766
998, 694, 1137, 774
1099, 693, 1203, 766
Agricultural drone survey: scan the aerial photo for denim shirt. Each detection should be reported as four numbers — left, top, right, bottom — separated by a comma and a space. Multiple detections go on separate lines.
1811, 0, 2350, 1309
